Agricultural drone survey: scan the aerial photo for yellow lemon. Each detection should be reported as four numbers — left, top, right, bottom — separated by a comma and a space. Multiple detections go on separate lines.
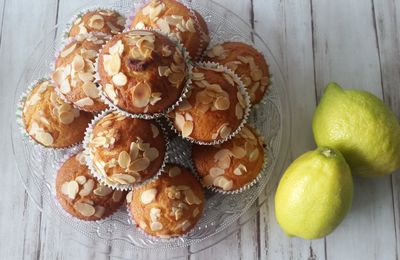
275, 147, 353, 239
313, 82, 400, 177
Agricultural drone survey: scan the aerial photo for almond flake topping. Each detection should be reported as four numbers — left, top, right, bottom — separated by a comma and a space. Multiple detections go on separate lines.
74, 202, 96, 217
141, 188, 157, 204
168, 166, 181, 177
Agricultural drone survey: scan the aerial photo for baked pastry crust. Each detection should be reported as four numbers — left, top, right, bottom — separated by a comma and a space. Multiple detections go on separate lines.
205, 42, 270, 105
56, 152, 126, 221
192, 124, 265, 191
129, 164, 204, 238
22, 80, 93, 148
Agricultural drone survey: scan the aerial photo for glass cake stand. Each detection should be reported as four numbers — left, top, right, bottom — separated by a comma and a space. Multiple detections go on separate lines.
11, 0, 291, 258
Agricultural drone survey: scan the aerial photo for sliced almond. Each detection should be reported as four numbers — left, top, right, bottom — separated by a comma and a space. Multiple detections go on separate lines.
109, 40, 124, 56
88, 14, 105, 29
132, 82, 151, 108
72, 55, 85, 72
94, 206, 106, 218
209, 167, 225, 178
75, 97, 94, 107
234, 164, 247, 176
59, 111, 75, 124
75, 175, 87, 185
118, 150, 131, 169
249, 149, 260, 162
231, 146, 246, 159
112, 190, 123, 202
219, 125, 232, 139
141, 188, 157, 204
158, 65, 171, 77
150, 124, 160, 138
193, 207, 200, 218
185, 18, 196, 32
182, 121, 194, 138
74, 202, 96, 217
214, 96, 230, 110
144, 147, 159, 161
82, 82, 100, 98
36, 131, 54, 146
168, 72, 184, 86
184, 189, 202, 205
202, 175, 214, 186
61, 182, 69, 195
213, 176, 233, 191
168, 166, 181, 177
251, 69, 263, 81
130, 157, 150, 172
61, 43, 77, 58
156, 18, 170, 33
235, 103, 244, 119
126, 191, 133, 203
112, 173, 136, 184
129, 142, 139, 160
60, 80, 71, 94
174, 113, 185, 131
179, 220, 191, 231
79, 179, 94, 197
150, 221, 163, 231
150, 207, 161, 221
93, 185, 113, 196
67, 180, 79, 199
112, 72, 127, 86
92, 136, 107, 146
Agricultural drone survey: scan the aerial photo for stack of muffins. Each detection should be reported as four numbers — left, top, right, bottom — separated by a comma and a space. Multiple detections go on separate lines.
18, 0, 271, 239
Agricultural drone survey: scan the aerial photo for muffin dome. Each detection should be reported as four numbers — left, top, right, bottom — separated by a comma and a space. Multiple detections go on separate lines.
169, 63, 249, 144
129, 164, 204, 238
56, 152, 126, 221
205, 42, 270, 105
129, 0, 209, 60
192, 124, 265, 191
68, 9, 125, 37
85, 111, 166, 188
52, 33, 109, 112
22, 79, 93, 148
97, 30, 189, 116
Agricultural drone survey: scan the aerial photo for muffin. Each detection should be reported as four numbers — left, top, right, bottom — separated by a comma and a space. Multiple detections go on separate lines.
192, 124, 265, 192
129, 0, 209, 60
85, 111, 167, 189
204, 42, 270, 105
22, 79, 93, 148
97, 30, 189, 116
129, 164, 204, 238
52, 33, 109, 112
56, 152, 126, 221
169, 63, 250, 144
67, 9, 125, 37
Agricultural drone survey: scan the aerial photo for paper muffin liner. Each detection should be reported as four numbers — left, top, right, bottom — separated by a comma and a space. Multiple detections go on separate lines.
16, 77, 82, 151
82, 108, 171, 191
190, 124, 269, 195
200, 40, 273, 107
167, 61, 251, 146
94, 27, 193, 120
124, 0, 209, 59
52, 149, 127, 222
50, 32, 112, 113
62, 6, 126, 41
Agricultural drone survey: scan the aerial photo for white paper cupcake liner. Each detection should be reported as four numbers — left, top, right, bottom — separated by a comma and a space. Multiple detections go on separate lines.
167, 61, 251, 146
16, 77, 82, 151
82, 108, 171, 191
200, 40, 273, 107
50, 32, 112, 113
52, 149, 127, 222
94, 27, 193, 120
124, 0, 209, 59
62, 6, 126, 40
190, 124, 269, 195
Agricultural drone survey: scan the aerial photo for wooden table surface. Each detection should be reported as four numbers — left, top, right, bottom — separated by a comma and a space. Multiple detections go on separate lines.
1, 0, 399, 259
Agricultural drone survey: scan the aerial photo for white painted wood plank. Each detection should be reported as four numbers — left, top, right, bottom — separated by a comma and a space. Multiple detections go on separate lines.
311, 0, 397, 259
372, 0, 400, 258
0, 0, 58, 259
252, 0, 325, 259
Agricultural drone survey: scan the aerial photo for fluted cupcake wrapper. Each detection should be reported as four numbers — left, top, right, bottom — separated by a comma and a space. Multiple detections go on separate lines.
200, 39, 273, 107
93, 27, 193, 120
16, 77, 82, 151
62, 6, 127, 41
82, 108, 171, 191
50, 32, 112, 113
124, 0, 209, 60
167, 61, 252, 146
52, 149, 126, 222
190, 124, 269, 195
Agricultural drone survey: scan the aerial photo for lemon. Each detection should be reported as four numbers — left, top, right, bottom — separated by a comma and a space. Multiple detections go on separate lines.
275, 147, 353, 239
312, 83, 400, 177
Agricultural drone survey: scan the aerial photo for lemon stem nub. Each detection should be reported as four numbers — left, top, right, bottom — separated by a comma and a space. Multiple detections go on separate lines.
320, 148, 336, 158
